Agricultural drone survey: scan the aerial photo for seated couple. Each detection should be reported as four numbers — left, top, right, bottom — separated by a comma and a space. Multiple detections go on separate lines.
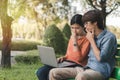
36, 9, 117, 80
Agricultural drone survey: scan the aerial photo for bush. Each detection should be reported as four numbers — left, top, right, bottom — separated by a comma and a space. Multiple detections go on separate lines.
0, 40, 41, 51
62, 23, 71, 39
62, 23, 71, 50
43, 24, 66, 54
15, 55, 40, 64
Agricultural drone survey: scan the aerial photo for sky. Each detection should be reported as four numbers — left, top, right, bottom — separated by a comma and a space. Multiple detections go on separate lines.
106, 15, 120, 27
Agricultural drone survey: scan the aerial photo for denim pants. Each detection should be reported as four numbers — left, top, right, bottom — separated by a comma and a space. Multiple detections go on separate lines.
36, 65, 53, 80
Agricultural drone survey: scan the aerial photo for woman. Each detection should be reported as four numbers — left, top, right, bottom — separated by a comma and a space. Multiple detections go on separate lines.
36, 14, 90, 80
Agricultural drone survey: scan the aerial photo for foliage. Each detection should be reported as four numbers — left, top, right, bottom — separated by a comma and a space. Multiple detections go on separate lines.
8, 0, 26, 19
43, 24, 66, 54
107, 26, 120, 39
15, 50, 40, 64
8, 0, 71, 26
62, 23, 71, 50
86, 0, 119, 12
0, 40, 41, 51
86, 0, 120, 27
15, 55, 39, 64
62, 23, 71, 40
14, 49, 63, 64
7, 0, 71, 40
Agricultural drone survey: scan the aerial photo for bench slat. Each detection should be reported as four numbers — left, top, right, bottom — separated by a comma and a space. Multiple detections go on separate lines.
111, 67, 120, 79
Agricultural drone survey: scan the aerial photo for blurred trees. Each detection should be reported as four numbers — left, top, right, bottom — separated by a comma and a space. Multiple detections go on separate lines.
86, 0, 120, 28
3, 0, 120, 40
0, 0, 120, 68
0, 0, 71, 68
8, 0, 71, 39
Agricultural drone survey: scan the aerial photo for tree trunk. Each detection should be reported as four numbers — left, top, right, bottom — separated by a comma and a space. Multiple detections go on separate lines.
101, 0, 107, 28
1, 17, 12, 68
0, 0, 13, 68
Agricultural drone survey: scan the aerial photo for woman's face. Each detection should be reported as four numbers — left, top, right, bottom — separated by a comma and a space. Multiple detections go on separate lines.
71, 24, 84, 36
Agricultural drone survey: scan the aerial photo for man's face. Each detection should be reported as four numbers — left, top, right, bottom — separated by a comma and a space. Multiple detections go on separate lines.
84, 21, 96, 32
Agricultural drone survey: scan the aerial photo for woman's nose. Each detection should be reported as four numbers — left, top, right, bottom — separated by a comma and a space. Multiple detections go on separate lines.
72, 29, 76, 32
84, 24, 87, 28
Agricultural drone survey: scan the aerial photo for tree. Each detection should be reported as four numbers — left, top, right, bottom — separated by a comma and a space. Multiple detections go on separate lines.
35, 0, 70, 28
0, 0, 70, 67
8, 0, 70, 39
0, 0, 13, 68
86, 0, 120, 28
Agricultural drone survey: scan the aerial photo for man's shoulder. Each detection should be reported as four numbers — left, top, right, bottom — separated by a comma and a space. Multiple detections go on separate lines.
104, 30, 116, 38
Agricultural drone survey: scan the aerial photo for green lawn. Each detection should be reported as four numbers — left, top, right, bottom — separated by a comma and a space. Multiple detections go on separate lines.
0, 49, 119, 80
0, 63, 117, 80
0, 63, 42, 80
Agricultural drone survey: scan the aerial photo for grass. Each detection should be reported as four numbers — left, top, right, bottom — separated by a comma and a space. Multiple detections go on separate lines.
0, 62, 116, 80
0, 63, 42, 80
2, 37, 120, 80
0, 50, 42, 80
0, 48, 63, 80
0, 49, 64, 80
0, 42, 119, 80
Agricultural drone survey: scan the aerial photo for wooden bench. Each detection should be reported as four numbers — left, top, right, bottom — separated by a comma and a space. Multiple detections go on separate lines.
68, 45, 120, 80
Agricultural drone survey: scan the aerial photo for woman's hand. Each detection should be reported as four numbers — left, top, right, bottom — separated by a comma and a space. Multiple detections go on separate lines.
57, 56, 66, 63
71, 31, 77, 44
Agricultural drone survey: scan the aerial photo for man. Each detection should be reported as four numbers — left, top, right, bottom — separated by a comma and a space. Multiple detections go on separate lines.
49, 9, 117, 80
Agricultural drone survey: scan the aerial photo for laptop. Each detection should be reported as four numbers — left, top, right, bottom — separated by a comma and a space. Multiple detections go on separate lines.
37, 45, 76, 67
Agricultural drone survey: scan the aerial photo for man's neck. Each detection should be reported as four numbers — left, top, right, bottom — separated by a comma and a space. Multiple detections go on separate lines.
95, 28, 103, 37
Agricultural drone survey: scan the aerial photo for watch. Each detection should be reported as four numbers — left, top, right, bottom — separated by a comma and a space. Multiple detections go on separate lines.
73, 43, 77, 46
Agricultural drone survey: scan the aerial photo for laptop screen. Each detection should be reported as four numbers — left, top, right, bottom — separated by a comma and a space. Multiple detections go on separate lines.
37, 45, 58, 67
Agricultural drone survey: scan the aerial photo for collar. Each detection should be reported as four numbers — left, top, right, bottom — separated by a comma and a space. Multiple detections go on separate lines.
95, 29, 107, 40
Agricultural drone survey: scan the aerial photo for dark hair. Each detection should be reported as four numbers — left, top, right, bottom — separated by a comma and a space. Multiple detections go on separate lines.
82, 9, 104, 30
70, 14, 84, 27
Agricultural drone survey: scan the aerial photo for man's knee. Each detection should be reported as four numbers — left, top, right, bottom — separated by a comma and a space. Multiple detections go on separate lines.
49, 69, 57, 78
49, 68, 62, 79
75, 73, 87, 80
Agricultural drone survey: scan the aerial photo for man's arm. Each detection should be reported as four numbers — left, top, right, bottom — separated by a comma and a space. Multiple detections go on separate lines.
86, 29, 101, 61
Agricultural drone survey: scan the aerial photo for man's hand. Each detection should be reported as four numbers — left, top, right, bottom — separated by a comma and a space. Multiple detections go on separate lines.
86, 29, 94, 42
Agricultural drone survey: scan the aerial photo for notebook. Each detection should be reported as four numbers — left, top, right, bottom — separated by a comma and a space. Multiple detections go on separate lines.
37, 45, 76, 67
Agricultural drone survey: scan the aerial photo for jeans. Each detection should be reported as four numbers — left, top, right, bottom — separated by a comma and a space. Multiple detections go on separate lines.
36, 65, 53, 80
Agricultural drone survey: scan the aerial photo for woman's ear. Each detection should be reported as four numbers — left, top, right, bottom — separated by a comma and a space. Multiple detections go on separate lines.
93, 22, 97, 26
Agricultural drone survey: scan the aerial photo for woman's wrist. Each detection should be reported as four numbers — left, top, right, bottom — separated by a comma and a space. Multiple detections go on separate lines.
73, 43, 77, 46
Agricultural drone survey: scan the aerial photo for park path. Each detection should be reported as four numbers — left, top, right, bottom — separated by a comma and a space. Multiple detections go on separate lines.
0, 51, 26, 65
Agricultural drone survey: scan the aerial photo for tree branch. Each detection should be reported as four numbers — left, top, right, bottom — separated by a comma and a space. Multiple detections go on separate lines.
106, 3, 119, 15
86, 0, 98, 9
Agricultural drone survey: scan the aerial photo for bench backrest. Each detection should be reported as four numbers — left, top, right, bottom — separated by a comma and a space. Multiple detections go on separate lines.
111, 46, 120, 79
